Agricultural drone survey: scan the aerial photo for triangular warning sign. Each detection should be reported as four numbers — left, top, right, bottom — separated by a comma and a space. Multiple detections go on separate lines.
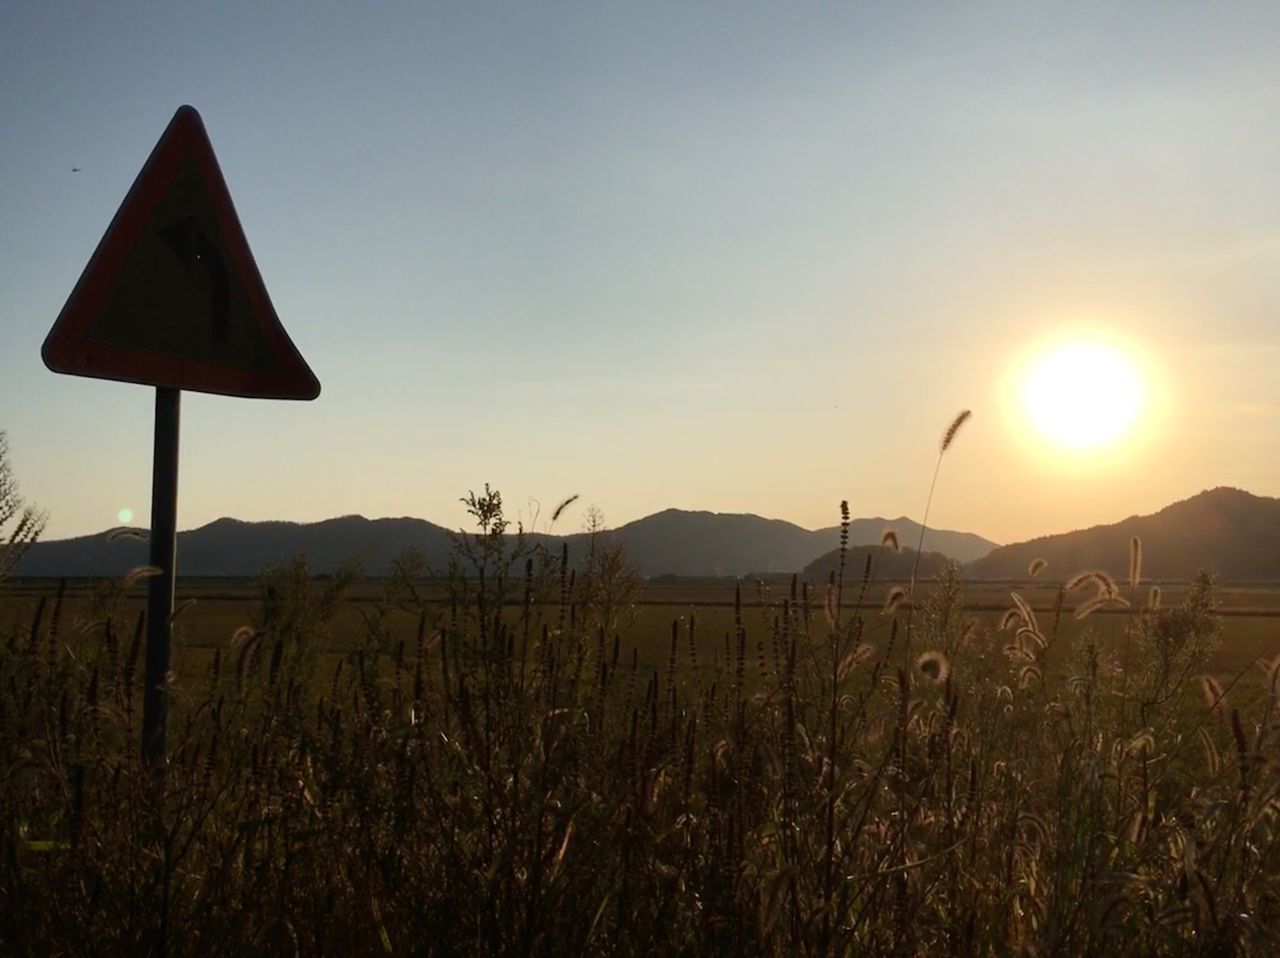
42, 106, 320, 400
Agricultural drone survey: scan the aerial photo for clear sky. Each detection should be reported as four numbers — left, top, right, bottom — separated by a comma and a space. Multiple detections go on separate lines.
3, 3, 1279, 545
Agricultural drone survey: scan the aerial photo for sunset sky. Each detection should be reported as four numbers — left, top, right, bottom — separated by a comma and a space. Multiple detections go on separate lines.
3, 4, 1279, 546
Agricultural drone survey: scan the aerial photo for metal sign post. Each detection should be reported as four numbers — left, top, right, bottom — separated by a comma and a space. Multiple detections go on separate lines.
141, 387, 180, 766
42, 106, 320, 768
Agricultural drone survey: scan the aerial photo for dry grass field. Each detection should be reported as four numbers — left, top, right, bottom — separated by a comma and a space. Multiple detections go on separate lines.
3, 516, 1280, 954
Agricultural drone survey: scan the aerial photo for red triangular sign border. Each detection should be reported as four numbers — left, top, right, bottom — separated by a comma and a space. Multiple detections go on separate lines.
42, 105, 320, 400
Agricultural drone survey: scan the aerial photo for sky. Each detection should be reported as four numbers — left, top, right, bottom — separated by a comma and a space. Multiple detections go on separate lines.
3, 2, 1279, 546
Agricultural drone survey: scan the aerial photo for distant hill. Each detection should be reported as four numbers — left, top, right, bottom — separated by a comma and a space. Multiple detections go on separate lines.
15, 508, 998, 579
828, 516, 997, 566
592, 509, 992, 577
584, 509, 826, 577
14, 515, 457, 579
966, 487, 1280, 582
802, 544, 954, 583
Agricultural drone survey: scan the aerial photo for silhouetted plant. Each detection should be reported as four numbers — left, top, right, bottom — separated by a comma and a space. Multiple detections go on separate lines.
0, 431, 46, 585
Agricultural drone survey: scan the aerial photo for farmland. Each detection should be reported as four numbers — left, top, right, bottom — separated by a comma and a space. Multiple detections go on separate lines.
4, 571, 1278, 686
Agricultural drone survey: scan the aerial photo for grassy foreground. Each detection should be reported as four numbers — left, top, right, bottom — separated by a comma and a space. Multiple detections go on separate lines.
3, 495, 1280, 955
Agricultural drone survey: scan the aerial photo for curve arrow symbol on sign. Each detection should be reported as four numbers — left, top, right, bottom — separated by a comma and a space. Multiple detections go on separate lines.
160, 217, 230, 344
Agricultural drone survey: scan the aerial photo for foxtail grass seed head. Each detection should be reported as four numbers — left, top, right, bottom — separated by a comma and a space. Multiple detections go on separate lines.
106, 526, 148, 541
1009, 592, 1038, 633
1066, 569, 1119, 598
881, 529, 900, 553
1072, 596, 1106, 621
1016, 627, 1047, 650
998, 608, 1023, 632
170, 598, 198, 624
230, 625, 258, 648
1065, 571, 1089, 591
122, 565, 164, 589
551, 493, 579, 524
1066, 570, 1098, 591
882, 585, 908, 615
1126, 730, 1155, 758
1200, 675, 1226, 715
1129, 535, 1142, 589
1094, 571, 1119, 598
916, 651, 950, 685
941, 409, 972, 453
835, 651, 854, 684
837, 644, 876, 682
1027, 558, 1047, 578
1197, 726, 1221, 777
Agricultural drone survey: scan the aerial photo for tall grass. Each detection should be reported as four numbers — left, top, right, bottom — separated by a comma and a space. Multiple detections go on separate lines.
2, 497, 1279, 953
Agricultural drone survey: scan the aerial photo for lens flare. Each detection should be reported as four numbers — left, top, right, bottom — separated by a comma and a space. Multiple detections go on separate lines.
117, 507, 134, 524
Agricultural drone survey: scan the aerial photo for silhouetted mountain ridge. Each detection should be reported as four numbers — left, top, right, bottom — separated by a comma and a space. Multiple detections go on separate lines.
966, 487, 1280, 581
802, 544, 955, 583
15, 508, 997, 579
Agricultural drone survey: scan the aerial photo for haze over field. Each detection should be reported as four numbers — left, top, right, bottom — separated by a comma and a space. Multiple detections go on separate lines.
3, 5, 1279, 551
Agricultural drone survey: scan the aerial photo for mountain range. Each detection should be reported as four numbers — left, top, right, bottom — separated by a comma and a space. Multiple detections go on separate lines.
14, 509, 995, 579
13, 487, 1280, 582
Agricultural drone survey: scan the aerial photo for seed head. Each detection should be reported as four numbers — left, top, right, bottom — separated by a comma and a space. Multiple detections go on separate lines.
882, 585, 909, 615
1200, 675, 1225, 715
551, 494, 579, 524
941, 410, 972, 453
916, 651, 950, 685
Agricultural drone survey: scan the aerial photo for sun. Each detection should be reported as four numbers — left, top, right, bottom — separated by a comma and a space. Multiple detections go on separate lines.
1020, 342, 1146, 450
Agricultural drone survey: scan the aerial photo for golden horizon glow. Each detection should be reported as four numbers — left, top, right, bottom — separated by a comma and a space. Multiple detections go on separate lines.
1020, 341, 1147, 451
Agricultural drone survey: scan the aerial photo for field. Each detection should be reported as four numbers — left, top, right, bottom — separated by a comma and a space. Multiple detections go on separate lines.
4, 574, 1279, 690
3, 527, 1280, 955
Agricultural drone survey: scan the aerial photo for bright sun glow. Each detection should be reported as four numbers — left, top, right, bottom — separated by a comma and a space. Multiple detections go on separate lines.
1021, 342, 1146, 450
117, 507, 134, 524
